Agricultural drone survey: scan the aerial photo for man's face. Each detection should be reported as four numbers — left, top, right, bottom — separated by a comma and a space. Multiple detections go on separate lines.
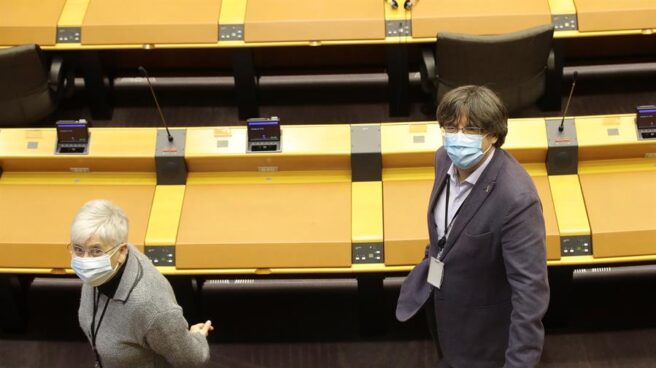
453, 117, 498, 151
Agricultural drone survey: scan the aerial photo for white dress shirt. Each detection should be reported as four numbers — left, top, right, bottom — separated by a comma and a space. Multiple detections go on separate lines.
434, 148, 496, 243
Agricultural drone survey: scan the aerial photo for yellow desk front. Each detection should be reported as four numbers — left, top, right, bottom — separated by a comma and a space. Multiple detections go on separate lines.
244, 0, 385, 43
381, 119, 559, 266
0, 128, 157, 271
574, 0, 656, 32
81, 0, 222, 45
177, 125, 352, 270
411, 0, 552, 37
0, 0, 67, 46
577, 115, 656, 260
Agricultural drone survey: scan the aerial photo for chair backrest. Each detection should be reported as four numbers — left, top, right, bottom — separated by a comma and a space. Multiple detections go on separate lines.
0, 44, 55, 126
435, 24, 554, 113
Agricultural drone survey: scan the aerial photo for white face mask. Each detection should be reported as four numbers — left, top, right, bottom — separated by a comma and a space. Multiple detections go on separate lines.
71, 246, 122, 287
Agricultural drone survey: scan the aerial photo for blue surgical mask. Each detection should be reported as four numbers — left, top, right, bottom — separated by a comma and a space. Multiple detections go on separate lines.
71, 247, 121, 287
443, 132, 490, 169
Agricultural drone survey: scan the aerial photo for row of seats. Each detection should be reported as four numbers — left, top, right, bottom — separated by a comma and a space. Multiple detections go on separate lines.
0, 114, 654, 276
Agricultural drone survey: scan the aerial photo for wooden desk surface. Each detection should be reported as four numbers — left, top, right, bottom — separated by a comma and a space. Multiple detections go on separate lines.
0, 128, 156, 171
185, 125, 351, 172
82, 0, 222, 44
176, 180, 352, 269
244, 0, 385, 42
579, 170, 656, 259
574, 0, 656, 32
0, 0, 67, 46
411, 0, 552, 37
0, 183, 155, 268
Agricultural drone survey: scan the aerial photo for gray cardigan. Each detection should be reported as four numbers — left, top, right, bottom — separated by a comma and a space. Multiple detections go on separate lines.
78, 245, 209, 368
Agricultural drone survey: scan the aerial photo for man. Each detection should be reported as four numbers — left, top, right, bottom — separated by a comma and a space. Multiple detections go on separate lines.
396, 85, 549, 368
69, 199, 213, 368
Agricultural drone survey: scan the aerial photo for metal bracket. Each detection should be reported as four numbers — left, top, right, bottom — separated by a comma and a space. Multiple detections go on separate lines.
56, 27, 81, 43
351, 125, 382, 181
386, 20, 412, 37
145, 246, 176, 266
155, 130, 188, 185
219, 24, 244, 41
546, 118, 578, 175
352, 243, 384, 264
561, 235, 592, 256
552, 15, 578, 31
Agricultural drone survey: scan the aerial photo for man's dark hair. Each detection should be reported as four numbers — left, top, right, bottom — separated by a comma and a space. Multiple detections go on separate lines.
436, 85, 508, 148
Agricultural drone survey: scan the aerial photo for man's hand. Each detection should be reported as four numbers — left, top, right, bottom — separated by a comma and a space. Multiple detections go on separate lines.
190, 320, 214, 337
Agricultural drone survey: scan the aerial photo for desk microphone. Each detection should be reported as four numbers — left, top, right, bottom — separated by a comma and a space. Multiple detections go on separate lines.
138, 66, 173, 142
387, 0, 399, 9
559, 71, 578, 133
404, 0, 418, 9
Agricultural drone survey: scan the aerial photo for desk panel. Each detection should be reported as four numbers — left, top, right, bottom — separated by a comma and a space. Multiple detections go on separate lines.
244, 0, 384, 42
0, 128, 156, 171
176, 181, 352, 268
0, 184, 154, 268
383, 177, 433, 266
580, 170, 656, 258
82, 0, 222, 45
574, 0, 656, 32
532, 175, 560, 260
411, 0, 552, 37
0, 0, 66, 46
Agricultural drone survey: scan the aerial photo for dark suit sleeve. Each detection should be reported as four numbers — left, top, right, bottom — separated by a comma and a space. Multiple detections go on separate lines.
500, 191, 550, 368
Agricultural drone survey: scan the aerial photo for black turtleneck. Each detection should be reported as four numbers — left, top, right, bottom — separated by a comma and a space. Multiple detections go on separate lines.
98, 251, 129, 298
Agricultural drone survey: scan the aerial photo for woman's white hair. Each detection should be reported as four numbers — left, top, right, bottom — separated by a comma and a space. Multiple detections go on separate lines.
71, 199, 129, 247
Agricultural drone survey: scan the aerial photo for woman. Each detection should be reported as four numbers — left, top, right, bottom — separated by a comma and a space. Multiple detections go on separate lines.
69, 199, 212, 368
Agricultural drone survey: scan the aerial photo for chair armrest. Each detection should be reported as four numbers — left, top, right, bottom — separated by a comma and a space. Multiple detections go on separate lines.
541, 47, 563, 111
419, 46, 436, 94
48, 56, 75, 101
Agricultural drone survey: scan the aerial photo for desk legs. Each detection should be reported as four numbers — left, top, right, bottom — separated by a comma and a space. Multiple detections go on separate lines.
0, 275, 31, 333
232, 49, 259, 120
386, 44, 410, 117
357, 275, 387, 336
77, 51, 113, 120
545, 266, 573, 328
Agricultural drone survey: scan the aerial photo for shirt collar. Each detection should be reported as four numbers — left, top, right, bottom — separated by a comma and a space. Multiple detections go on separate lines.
448, 147, 496, 186
98, 251, 128, 298
111, 245, 143, 303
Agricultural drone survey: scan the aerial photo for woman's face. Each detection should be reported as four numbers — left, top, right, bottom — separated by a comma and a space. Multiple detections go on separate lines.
78, 234, 128, 267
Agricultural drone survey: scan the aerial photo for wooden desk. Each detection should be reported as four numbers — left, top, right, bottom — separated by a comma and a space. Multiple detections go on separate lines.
0, 0, 66, 46
574, 0, 656, 32
244, 0, 384, 43
411, 0, 552, 37
0, 176, 155, 268
579, 169, 656, 258
81, 0, 222, 45
176, 175, 352, 269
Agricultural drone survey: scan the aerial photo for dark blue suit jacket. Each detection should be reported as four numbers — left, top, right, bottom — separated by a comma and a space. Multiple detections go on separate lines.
396, 148, 549, 368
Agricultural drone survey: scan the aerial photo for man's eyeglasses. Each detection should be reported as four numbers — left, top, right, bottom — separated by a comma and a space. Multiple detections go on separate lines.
441, 126, 486, 135
68, 243, 123, 258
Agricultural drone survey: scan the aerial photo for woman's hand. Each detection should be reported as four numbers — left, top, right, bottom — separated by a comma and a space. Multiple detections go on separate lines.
190, 320, 214, 337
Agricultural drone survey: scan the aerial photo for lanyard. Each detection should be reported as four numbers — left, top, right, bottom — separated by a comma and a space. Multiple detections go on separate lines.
91, 288, 110, 368
437, 178, 463, 257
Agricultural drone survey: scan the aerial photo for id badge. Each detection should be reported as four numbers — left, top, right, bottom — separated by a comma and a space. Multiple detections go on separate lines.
427, 257, 444, 289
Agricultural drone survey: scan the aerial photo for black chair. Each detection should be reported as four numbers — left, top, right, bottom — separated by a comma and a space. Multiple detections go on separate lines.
420, 24, 561, 114
0, 44, 74, 126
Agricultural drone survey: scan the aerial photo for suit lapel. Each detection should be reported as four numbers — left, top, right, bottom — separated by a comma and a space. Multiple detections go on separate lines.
440, 150, 505, 261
